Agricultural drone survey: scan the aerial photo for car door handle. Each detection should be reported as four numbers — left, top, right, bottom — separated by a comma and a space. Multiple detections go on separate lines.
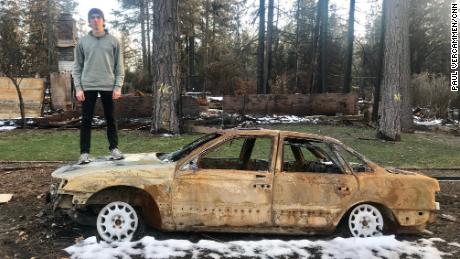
337, 186, 351, 195
255, 174, 266, 178
253, 183, 271, 189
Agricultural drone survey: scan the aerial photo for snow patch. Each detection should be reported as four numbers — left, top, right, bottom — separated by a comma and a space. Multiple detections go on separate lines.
0, 120, 16, 131
0, 126, 16, 132
414, 119, 443, 126
448, 242, 460, 248
65, 235, 448, 259
246, 115, 319, 124
412, 115, 453, 126
207, 96, 223, 101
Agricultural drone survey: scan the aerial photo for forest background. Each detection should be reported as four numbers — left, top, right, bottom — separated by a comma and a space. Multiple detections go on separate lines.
0, 0, 458, 136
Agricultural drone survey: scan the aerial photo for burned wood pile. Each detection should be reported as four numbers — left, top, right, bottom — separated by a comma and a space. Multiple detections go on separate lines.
223, 93, 357, 116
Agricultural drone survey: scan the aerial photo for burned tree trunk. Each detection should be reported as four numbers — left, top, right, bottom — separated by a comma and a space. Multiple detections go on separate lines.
317, 0, 328, 93
256, 0, 266, 94
10, 77, 26, 128
186, 4, 196, 92
310, 1, 321, 93
145, 0, 152, 76
372, 0, 387, 123
343, 0, 355, 93
400, 0, 413, 132
294, 0, 301, 92
202, 0, 210, 93
188, 35, 195, 91
263, 0, 274, 94
140, 0, 147, 71
151, 0, 181, 134
377, 0, 410, 141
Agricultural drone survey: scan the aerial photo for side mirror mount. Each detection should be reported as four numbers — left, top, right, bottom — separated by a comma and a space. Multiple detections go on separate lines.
189, 159, 198, 172
181, 157, 198, 172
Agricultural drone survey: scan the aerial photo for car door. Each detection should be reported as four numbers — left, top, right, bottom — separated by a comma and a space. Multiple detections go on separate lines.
172, 132, 278, 230
273, 133, 359, 229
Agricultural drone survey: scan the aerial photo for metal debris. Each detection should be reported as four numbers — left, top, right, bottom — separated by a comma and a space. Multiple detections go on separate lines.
440, 214, 457, 222
0, 193, 13, 203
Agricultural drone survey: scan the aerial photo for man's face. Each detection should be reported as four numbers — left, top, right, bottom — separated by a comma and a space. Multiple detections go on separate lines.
90, 14, 104, 32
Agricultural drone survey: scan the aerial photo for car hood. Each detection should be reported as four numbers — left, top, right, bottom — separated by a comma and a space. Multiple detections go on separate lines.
51, 152, 174, 179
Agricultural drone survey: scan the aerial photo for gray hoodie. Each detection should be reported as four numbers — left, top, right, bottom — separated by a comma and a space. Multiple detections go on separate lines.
73, 31, 124, 92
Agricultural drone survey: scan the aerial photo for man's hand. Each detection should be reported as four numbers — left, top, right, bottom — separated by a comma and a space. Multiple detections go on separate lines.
112, 88, 122, 100
76, 90, 85, 102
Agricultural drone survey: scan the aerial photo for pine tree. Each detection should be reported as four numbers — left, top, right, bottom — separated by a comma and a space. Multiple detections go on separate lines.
377, 0, 410, 141
151, 0, 181, 133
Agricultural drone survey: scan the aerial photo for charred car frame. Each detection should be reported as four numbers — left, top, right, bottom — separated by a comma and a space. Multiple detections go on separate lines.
50, 128, 440, 242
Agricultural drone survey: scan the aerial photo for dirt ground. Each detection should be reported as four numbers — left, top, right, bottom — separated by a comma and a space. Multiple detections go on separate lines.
0, 163, 459, 259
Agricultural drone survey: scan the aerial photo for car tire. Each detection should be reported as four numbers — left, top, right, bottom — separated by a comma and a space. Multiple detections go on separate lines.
96, 201, 145, 242
345, 203, 387, 238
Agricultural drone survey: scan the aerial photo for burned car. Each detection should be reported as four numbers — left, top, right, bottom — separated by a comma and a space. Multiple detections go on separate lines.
50, 128, 440, 242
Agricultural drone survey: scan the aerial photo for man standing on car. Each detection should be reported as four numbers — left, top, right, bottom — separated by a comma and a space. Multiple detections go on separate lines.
73, 8, 125, 164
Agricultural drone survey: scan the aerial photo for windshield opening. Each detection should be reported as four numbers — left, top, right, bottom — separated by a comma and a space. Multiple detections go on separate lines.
157, 133, 221, 162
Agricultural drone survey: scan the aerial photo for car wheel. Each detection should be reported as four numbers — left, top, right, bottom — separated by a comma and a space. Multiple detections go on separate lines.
347, 204, 384, 237
96, 201, 144, 242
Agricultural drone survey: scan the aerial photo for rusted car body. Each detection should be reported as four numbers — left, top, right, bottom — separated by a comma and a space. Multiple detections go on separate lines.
50, 128, 440, 240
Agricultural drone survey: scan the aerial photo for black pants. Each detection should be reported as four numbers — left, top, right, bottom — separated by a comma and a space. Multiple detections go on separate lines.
80, 91, 118, 154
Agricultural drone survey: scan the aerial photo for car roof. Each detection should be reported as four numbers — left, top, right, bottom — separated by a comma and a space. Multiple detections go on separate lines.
217, 128, 343, 145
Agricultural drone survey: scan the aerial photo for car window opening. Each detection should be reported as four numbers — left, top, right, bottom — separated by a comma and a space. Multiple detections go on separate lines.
333, 144, 373, 173
198, 136, 273, 172
282, 138, 343, 174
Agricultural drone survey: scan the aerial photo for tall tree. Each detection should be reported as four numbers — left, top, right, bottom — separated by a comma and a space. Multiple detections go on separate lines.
22, 0, 77, 77
140, 0, 147, 71
179, 0, 200, 91
25, 0, 60, 76
294, 0, 302, 92
256, 0, 265, 94
262, 0, 274, 93
0, 0, 30, 127
400, 0, 413, 131
291, 0, 316, 93
343, 0, 355, 93
119, 31, 138, 72
377, 0, 410, 141
310, 0, 321, 93
202, 0, 210, 92
145, 0, 151, 75
112, 0, 151, 74
179, 0, 245, 95
316, 0, 328, 93
409, 0, 451, 74
151, 0, 181, 133
372, 3, 386, 122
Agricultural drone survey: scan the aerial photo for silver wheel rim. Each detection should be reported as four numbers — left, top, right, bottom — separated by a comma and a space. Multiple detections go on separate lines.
348, 204, 384, 237
96, 201, 138, 242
